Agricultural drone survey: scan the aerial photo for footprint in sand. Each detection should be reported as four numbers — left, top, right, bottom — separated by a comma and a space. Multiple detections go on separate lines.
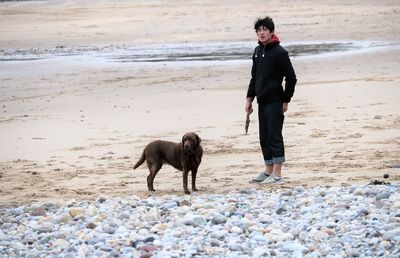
310, 130, 328, 138
70, 146, 86, 151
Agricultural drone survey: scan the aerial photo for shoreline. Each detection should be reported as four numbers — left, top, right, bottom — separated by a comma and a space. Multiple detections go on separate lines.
1, 40, 399, 64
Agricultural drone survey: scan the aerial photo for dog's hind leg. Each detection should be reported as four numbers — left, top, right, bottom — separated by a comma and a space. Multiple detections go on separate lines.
147, 160, 162, 192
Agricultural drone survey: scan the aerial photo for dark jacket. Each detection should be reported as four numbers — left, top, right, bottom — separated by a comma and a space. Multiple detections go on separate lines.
246, 39, 297, 104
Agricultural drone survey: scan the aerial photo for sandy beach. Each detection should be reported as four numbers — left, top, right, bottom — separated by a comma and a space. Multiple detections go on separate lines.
1, 0, 400, 208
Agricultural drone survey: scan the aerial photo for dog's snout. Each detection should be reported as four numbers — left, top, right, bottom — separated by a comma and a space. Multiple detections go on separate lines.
184, 141, 193, 151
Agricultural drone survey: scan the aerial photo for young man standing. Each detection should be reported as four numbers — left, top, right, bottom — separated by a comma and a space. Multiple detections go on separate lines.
245, 16, 297, 184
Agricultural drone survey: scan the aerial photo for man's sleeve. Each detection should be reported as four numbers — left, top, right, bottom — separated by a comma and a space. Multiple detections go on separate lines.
246, 47, 257, 98
277, 51, 297, 103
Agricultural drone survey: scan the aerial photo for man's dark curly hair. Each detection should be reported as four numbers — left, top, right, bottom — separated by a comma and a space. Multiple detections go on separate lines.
254, 16, 275, 32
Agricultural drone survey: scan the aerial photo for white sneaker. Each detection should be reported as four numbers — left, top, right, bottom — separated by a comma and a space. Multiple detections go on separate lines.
260, 175, 285, 185
250, 172, 270, 183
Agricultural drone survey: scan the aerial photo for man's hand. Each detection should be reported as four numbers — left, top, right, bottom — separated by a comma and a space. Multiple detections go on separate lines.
282, 102, 288, 113
245, 99, 253, 114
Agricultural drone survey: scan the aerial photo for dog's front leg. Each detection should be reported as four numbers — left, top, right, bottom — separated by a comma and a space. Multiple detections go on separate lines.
191, 167, 198, 191
183, 169, 190, 194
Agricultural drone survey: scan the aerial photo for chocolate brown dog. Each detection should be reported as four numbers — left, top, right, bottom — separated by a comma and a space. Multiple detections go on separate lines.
133, 132, 203, 194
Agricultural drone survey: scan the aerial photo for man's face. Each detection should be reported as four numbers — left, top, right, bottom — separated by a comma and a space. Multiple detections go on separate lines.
257, 26, 273, 44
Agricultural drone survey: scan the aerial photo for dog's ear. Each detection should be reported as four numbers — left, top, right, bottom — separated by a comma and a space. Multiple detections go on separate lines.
196, 134, 201, 145
182, 134, 186, 146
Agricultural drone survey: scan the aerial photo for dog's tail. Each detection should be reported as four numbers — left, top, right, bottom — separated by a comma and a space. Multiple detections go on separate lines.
133, 151, 146, 170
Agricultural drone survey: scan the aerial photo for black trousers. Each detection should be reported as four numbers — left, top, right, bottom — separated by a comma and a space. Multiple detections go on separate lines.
258, 101, 285, 165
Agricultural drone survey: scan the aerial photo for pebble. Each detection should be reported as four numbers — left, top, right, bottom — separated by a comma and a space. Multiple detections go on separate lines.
211, 213, 227, 224
0, 184, 399, 257
30, 207, 46, 217
376, 192, 391, 200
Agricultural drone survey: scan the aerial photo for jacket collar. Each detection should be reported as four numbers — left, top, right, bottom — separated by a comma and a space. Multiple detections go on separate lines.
258, 34, 280, 47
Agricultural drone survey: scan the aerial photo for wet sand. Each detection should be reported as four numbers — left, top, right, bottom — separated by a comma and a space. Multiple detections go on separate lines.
0, 0, 400, 207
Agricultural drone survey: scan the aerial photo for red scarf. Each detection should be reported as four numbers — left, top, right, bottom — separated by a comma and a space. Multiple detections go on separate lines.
269, 34, 280, 44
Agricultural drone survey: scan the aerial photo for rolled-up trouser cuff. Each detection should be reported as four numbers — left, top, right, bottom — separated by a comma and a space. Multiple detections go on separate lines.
264, 159, 274, 166
265, 157, 285, 165
273, 156, 285, 164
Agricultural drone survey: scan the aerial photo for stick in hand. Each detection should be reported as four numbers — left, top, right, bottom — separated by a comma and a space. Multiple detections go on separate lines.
245, 113, 250, 134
